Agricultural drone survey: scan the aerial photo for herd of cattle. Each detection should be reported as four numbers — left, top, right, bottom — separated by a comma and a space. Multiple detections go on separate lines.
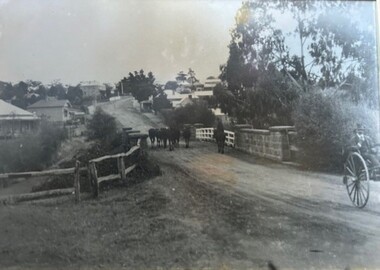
148, 127, 191, 151
148, 126, 227, 154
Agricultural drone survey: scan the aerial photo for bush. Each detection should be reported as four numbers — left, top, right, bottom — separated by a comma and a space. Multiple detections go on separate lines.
87, 108, 117, 142
161, 102, 215, 128
0, 122, 67, 173
293, 89, 379, 172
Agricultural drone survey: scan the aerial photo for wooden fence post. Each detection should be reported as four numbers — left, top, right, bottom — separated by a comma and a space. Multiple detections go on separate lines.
74, 160, 80, 203
87, 165, 92, 192
118, 156, 126, 182
90, 162, 99, 198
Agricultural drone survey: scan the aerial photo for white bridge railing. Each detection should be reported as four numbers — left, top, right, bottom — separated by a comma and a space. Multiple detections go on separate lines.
195, 128, 235, 147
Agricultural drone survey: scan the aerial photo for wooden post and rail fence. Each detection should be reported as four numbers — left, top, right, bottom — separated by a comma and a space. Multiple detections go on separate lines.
0, 137, 145, 204
88, 141, 142, 197
195, 128, 235, 147
0, 161, 82, 204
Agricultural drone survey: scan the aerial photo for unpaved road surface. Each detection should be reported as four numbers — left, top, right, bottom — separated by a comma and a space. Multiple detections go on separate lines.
106, 98, 380, 269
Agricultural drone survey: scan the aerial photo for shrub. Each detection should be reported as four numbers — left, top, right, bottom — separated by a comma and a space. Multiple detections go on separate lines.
162, 102, 216, 128
87, 108, 117, 142
293, 89, 379, 172
0, 121, 67, 173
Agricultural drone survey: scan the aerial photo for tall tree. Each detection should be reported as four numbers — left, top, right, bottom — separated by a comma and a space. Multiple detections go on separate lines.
218, 0, 378, 125
187, 68, 199, 90
67, 85, 83, 105
175, 71, 187, 83
50, 84, 67, 100
164, 81, 178, 90
36, 85, 47, 100
0, 83, 14, 100
152, 86, 172, 114
10, 81, 28, 109
126, 69, 156, 108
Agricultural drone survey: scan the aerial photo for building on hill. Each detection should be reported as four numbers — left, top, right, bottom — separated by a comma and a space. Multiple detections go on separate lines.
163, 90, 199, 108
0, 99, 40, 139
27, 97, 72, 123
79, 81, 106, 98
203, 77, 221, 91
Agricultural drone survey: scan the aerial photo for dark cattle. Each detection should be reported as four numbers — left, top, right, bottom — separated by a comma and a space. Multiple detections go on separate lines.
168, 128, 175, 151
160, 128, 169, 148
214, 128, 226, 154
148, 128, 158, 148
182, 127, 191, 148
169, 127, 180, 147
156, 129, 162, 147
167, 127, 180, 151
174, 128, 181, 146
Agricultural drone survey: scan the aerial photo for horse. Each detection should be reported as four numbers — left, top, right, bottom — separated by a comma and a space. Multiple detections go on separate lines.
182, 127, 191, 148
214, 128, 226, 154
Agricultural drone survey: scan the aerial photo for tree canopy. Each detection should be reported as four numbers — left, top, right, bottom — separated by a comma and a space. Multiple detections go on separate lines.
217, 0, 378, 126
152, 86, 172, 113
67, 85, 83, 105
126, 70, 156, 103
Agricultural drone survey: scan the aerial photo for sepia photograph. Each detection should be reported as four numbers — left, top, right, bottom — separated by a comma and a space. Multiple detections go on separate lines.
0, 0, 379, 269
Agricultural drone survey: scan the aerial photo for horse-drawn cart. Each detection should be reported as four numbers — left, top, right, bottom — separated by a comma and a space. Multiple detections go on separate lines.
342, 127, 380, 208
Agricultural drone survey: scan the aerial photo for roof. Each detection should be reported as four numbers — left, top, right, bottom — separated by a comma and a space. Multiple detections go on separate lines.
0, 99, 39, 121
27, 98, 70, 109
194, 91, 213, 97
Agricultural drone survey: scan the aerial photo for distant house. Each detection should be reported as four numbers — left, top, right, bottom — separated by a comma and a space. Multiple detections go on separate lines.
79, 81, 106, 98
163, 90, 198, 108
0, 99, 39, 138
27, 98, 72, 123
203, 77, 221, 91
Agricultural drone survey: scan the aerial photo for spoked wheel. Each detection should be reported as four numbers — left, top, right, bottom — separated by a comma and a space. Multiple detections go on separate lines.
343, 152, 370, 208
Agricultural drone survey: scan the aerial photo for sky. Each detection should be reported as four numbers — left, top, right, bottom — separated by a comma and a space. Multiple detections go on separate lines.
0, 0, 243, 85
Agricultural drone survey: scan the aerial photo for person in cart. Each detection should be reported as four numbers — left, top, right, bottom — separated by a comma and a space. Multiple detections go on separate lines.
350, 124, 380, 168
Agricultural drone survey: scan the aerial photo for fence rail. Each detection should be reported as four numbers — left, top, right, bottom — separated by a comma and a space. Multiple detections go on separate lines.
0, 161, 81, 204
195, 128, 235, 147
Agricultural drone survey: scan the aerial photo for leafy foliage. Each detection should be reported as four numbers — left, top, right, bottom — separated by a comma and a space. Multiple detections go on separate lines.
161, 102, 215, 128
293, 89, 379, 172
87, 108, 118, 143
0, 121, 67, 173
164, 81, 178, 90
152, 87, 172, 113
66, 85, 83, 105
126, 70, 156, 103
48, 83, 67, 99
218, 0, 378, 126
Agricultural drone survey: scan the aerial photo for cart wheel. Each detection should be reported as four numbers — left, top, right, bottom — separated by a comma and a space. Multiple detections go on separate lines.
344, 152, 370, 208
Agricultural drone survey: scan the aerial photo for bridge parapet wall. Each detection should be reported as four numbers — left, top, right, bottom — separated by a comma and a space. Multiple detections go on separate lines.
235, 126, 295, 161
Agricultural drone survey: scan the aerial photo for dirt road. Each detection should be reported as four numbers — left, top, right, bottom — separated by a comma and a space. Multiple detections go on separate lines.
106, 98, 380, 269
100, 97, 164, 133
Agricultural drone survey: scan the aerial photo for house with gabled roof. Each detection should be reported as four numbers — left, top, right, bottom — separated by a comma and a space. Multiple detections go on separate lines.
0, 99, 40, 138
27, 97, 72, 123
